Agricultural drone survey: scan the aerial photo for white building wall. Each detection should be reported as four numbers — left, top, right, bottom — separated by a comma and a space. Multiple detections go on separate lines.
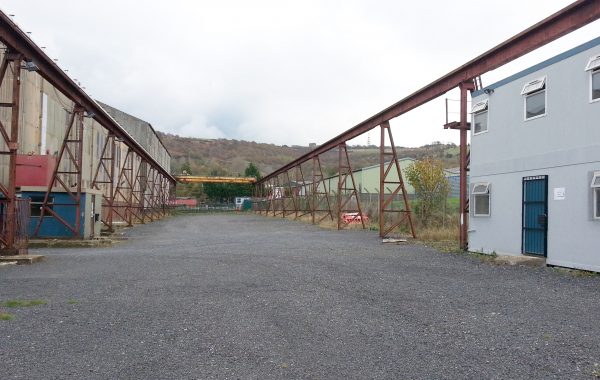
469, 38, 600, 271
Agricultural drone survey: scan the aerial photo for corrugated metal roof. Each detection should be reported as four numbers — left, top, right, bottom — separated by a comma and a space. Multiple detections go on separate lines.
96, 101, 171, 158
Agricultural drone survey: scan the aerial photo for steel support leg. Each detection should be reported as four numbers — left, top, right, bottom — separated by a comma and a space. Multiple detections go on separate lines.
0, 53, 22, 254
337, 143, 365, 230
295, 164, 310, 219
379, 121, 416, 238
91, 133, 116, 232
459, 81, 475, 250
311, 156, 333, 224
34, 106, 85, 238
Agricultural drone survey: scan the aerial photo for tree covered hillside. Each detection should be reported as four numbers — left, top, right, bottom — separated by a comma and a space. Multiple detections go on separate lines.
158, 132, 461, 179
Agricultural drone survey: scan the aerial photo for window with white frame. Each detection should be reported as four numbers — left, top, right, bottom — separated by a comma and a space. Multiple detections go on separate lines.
585, 54, 600, 102
472, 182, 490, 216
472, 99, 488, 134
521, 76, 546, 120
592, 172, 600, 220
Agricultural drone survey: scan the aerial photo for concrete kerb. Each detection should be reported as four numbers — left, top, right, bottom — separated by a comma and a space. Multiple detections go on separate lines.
0, 255, 44, 265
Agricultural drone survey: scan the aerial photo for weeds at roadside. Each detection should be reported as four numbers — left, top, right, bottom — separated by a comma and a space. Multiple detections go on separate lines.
67, 299, 80, 304
1, 299, 47, 308
0, 312, 14, 321
551, 267, 599, 278
423, 240, 461, 253
468, 250, 498, 263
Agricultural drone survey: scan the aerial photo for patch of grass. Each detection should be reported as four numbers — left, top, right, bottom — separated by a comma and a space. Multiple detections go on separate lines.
414, 225, 461, 253
551, 267, 599, 278
67, 299, 79, 305
570, 269, 599, 277
0, 312, 14, 321
467, 250, 498, 263
425, 240, 461, 253
542, 332, 552, 341
2, 299, 47, 308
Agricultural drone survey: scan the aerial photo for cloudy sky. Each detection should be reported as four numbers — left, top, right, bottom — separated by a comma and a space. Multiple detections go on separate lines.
1, 1, 598, 147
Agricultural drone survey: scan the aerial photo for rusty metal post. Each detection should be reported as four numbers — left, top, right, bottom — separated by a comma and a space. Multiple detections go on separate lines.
276, 174, 285, 217
74, 109, 84, 235
137, 159, 148, 223
108, 135, 116, 226
295, 164, 310, 219
155, 170, 164, 217
34, 106, 85, 238
311, 158, 317, 224
113, 148, 134, 226
310, 155, 333, 224
5, 54, 21, 254
379, 127, 385, 234
266, 177, 275, 216
253, 182, 259, 214
283, 170, 298, 217
459, 81, 475, 250
131, 154, 143, 224
251, 183, 257, 213
160, 174, 168, 216
337, 144, 343, 229
157, 171, 163, 217
379, 121, 416, 238
337, 143, 365, 230
91, 134, 116, 231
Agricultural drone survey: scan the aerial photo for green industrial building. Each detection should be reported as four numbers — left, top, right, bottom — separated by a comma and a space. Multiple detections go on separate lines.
324, 158, 416, 196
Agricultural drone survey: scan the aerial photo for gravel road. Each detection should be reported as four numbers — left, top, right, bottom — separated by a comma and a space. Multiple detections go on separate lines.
1, 214, 599, 379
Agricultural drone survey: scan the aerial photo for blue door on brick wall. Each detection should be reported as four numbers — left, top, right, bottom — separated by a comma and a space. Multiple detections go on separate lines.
522, 176, 548, 256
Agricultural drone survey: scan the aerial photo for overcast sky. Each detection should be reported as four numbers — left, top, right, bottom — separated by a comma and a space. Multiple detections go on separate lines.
1, 1, 599, 147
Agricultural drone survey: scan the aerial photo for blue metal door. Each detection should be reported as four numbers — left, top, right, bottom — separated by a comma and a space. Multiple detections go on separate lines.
522, 176, 548, 256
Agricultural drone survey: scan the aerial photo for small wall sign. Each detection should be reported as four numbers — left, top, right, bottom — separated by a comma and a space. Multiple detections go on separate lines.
553, 187, 566, 200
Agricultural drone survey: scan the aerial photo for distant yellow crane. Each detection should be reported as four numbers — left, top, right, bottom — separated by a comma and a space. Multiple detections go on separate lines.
174, 175, 256, 184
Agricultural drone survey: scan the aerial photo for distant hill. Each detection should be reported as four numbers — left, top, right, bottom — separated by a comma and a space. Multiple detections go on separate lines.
157, 132, 460, 178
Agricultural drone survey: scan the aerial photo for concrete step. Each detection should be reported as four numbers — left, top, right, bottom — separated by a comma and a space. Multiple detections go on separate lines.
28, 238, 117, 248
0, 255, 44, 265
493, 254, 546, 267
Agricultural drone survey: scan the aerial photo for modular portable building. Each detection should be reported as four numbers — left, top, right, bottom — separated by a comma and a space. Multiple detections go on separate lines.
469, 37, 600, 271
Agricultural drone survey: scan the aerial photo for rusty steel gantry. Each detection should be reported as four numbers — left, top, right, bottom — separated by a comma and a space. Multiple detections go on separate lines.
0, 11, 177, 254
254, 0, 600, 248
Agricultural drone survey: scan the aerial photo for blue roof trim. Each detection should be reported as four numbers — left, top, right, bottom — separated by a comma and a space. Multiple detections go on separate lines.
472, 36, 600, 98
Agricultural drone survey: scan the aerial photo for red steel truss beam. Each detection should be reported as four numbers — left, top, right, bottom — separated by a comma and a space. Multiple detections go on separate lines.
258, 0, 600, 184
0, 11, 175, 184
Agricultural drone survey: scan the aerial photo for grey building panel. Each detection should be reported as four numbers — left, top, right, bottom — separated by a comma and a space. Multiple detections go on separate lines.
469, 38, 600, 272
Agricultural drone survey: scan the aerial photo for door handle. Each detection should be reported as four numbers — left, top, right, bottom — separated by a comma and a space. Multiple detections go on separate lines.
537, 214, 547, 226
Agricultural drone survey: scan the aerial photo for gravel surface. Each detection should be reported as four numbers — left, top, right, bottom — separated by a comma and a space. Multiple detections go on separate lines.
1, 213, 600, 379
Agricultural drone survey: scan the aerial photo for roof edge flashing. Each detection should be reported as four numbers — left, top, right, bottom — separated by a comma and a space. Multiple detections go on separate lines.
473, 36, 600, 98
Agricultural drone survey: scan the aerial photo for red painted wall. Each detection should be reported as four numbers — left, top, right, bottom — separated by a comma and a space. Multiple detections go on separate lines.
16, 155, 56, 187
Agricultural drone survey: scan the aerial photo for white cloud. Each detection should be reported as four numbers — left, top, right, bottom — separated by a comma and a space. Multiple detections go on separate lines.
0, 0, 598, 147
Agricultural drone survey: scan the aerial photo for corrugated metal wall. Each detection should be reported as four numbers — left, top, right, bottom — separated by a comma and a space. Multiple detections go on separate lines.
0, 43, 170, 208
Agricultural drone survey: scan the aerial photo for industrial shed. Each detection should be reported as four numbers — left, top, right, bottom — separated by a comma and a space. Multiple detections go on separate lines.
324, 158, 416, 197
0, 12, 175, 253
323, 159, 460, 198
469, 37, 600, 271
